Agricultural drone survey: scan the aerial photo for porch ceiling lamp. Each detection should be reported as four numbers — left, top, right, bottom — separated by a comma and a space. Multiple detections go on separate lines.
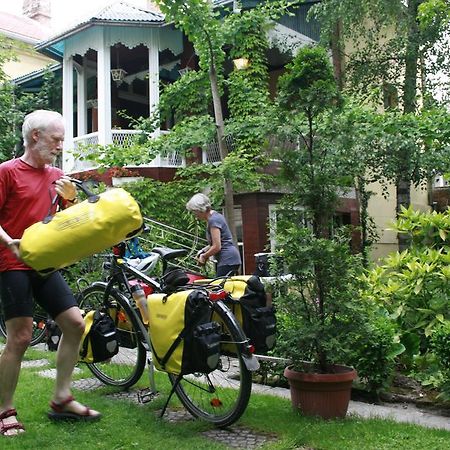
233, 57, 249, 70
111, 68, 127, 86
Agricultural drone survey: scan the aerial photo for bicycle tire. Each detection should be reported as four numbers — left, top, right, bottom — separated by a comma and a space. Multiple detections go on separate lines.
0, 307, 48, 346
78, 283, 146, 389
168, 302, 252, 427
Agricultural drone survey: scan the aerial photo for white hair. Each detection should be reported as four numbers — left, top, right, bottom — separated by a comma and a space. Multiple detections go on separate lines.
186, 193, 211, 213
22, 110, 64, 146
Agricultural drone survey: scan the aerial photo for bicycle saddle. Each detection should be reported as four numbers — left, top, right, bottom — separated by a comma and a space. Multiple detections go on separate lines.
152, 247, 188, 261
125, 253, 159, 274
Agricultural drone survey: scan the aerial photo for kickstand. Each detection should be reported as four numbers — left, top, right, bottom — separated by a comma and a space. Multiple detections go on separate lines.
146, 355, 157, 393
160, 374, 182, 418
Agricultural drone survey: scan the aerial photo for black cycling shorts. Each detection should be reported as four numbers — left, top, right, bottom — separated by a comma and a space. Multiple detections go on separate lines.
0, 270, 77, 321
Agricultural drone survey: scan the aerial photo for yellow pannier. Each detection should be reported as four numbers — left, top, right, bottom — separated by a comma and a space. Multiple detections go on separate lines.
148, 289, 220, 376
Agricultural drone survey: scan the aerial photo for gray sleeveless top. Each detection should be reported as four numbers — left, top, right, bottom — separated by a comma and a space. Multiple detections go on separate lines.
206, 211, 241, 267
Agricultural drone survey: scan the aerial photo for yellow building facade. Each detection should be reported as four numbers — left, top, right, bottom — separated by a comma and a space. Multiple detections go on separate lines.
0, 4, 55, 79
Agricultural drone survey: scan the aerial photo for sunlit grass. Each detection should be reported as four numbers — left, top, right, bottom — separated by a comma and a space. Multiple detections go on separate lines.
1, 346, 448, 450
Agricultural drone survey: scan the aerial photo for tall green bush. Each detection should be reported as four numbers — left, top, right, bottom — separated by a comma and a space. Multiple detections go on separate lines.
271, 46, 400, 392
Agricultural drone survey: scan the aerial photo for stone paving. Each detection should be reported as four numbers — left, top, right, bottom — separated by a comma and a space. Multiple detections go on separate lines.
202, 427, 278, 450
11, 344, 280, 449
104, 387, 279, 448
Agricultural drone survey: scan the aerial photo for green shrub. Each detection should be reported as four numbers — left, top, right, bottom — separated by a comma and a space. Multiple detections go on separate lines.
362, 207, 450, 367
344, 313, 403, 393
431, 321, 450, 401
273, 230, 402, 393
432, 321, 450, 371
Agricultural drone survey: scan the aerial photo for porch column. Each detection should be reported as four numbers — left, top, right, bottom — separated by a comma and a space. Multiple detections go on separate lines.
148, 29, 160, 133
62, 54, 74, 172
97, 34, 112, 145
76, 57, 87, 136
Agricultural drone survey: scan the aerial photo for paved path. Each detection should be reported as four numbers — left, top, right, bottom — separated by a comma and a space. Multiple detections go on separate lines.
252, 383, 450, 431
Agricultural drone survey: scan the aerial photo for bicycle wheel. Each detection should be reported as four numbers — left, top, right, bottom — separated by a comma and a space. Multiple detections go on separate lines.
78, 283, 146, 388
0, 305, 48, 346
168, 302, 252, 427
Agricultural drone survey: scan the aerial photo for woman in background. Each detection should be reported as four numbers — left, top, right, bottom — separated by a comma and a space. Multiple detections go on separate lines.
186, 193, 241, 276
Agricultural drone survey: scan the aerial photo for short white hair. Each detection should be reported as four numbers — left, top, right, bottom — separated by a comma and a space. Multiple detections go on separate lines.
22, 110, 64, 146
186, 193, 211, 213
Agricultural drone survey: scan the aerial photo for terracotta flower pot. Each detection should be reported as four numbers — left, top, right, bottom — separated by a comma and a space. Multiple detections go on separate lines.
284, 363, 357, 419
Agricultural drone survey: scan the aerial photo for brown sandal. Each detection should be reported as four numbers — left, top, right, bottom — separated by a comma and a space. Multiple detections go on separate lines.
48, 395, 101, 422
0, 408, 25, 436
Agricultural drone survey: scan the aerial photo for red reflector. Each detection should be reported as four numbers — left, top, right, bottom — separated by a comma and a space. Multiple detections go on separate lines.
249, 344, 255, 354
209, 290, 227, 301
210, 398, 222, 407
112, 246, 121, 256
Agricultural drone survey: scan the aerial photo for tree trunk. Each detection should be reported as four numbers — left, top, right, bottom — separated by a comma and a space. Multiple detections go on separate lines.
356, 177, 371, 267
331, 19, 344, 90
208, 64, 238, 244
396, 0, 421, 251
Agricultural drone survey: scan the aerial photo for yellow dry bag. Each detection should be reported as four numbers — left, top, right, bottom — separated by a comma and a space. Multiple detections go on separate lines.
20, 187, 143, 274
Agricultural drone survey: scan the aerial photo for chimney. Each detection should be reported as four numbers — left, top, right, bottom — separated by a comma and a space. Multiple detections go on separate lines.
145, 1, 161, 13
22, 0, 51, 27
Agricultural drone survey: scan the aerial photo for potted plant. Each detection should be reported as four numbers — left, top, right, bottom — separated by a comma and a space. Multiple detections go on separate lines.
271, 45, 367, 419
275, 230, 362, 419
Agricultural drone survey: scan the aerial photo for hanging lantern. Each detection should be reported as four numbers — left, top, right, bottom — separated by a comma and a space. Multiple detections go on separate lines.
110, 68, 127, 86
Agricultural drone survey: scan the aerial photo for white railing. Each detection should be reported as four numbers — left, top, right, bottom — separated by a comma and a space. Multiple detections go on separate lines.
202, 135, 235, 164
69, 129, 185, 173
112, 129, 144, 147
74, 131, 99, 147
71, 132, 100, 172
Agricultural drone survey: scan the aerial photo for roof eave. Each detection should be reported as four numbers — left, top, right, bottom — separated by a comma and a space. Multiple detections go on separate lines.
12, 62, 62, 85
35, 19, 165, 54
2, 30, 41, 45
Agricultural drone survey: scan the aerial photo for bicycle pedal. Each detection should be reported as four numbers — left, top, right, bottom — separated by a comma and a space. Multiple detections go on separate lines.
137, 388, 159, 404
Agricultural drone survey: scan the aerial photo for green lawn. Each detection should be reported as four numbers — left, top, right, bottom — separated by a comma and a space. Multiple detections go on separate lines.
1, 346, 449, 450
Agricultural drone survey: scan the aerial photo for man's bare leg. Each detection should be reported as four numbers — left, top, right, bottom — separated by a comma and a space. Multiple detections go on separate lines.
52, 307, 100, 417
0, 317, 32, 435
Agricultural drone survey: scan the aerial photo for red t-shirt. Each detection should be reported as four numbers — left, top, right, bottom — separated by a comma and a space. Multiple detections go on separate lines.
0, 158, 64, 271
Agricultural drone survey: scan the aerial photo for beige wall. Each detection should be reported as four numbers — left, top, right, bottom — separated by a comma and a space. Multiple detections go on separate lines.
341, 21, 429, 262
3, 44, 55, 79
369, 181, 429, 262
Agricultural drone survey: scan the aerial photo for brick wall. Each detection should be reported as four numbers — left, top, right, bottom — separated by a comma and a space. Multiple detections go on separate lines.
432, 187, 450, 211
237, 192, 361, 274
236, 192, 282, 274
